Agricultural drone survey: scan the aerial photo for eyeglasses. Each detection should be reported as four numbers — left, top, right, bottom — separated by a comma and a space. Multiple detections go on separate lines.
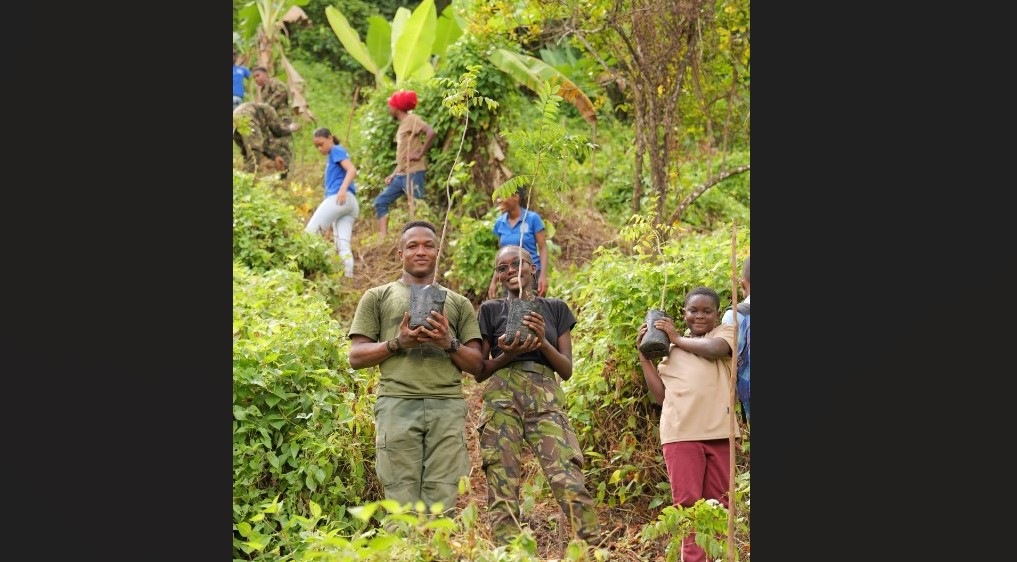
495, 258, 531, 274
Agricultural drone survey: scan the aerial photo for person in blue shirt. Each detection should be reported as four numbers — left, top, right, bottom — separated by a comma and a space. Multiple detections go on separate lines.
305, 127, 360, 278
233, 48, 251, 110
487, 185, 550, 299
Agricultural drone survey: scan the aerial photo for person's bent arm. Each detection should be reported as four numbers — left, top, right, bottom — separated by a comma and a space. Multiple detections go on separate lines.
450, 340, 484, 377
349, 334, 397, 370
636, 324, 665, 404
670, 334, 731, 361
535, 229, 549, 297
477, 333, 541, 383
336, 159, 357, 204
408, 122, 437, 161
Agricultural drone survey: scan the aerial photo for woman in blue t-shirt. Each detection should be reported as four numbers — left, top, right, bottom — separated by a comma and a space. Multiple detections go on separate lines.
304, 127, 359, 278
487, 185, 549, 298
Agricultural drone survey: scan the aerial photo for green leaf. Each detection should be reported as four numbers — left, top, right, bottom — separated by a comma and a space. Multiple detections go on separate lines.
489, 49, 597, 126
305, 473, 317, 492
324, 6, 379, 75
237, 521, 252, 538
609, 469, 623, 484
349, 503, 378, 521
423, 517, 456, 530
242, 538, 268, 552
236, 3, 261, 42
309, 500, 322, 518
366, 16, 392, 72
432, 5, 463, 58
392, 0, 437, 84
649, 497, 664, 509
410, 63, 435, 82
390, 8, 411, 57
267, 452, 280, 469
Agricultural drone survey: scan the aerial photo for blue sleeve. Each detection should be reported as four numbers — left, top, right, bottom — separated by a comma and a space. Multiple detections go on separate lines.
529, 212, 545, 233
241, 66, 250, 78
331, 145, 350, 164
492, 216, 504, 242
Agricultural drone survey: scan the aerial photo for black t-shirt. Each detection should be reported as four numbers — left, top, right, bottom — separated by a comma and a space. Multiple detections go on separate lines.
477, 297, 576, 366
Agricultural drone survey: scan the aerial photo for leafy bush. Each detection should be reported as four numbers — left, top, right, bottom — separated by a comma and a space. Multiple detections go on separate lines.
640, 492, 750, 562
233, 262, 379, 558
233, 170, 338, 276
235, 493, 601, 561
443, 211, 500, 303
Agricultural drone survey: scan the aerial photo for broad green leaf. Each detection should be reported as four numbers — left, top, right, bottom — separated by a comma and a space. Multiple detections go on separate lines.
390, 8, 411, 57
325, 6, 379, 75
349, 503, 378, 521
366, 16, 392, 72
423, 518, 456, 530
609, 468, 623, 484
309, 500, 322, 518
410, 63, 435, 82
267, 452, 280, 469
305, 473, 317, 492
236, 4, 261, 41
393, 0, 437, 84
489, 48, 598, 126
237, 521, 252, 537
242, 538, 268, 552
432, 5, 463, 58
367, 535, 400, 550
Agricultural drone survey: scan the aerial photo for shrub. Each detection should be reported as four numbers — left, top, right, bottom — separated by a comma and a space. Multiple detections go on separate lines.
233, 170, 338, 276
233, 262, 379, 558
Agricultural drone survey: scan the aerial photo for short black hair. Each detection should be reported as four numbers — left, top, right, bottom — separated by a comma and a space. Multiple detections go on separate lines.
401, 220, 437, 235
495, 244, 533, 264
684, 286, 720, 309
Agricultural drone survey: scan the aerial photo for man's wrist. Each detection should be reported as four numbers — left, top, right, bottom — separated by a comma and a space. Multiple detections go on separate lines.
386, 338, 402, 354
444, 336, 461, 355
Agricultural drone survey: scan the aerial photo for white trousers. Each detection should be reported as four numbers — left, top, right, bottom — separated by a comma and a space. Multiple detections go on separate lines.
305, 193, 360, 277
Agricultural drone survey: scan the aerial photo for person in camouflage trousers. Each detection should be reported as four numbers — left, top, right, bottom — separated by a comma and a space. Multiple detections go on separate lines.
232, 101, 292, 178
475, 245, 601, 546
252, 66, 296, 131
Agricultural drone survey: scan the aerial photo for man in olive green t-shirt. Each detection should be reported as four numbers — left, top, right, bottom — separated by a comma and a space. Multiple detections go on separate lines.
348, 220, 483, 517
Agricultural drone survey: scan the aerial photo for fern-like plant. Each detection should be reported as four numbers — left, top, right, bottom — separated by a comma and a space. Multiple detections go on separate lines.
492, 81, 596, 300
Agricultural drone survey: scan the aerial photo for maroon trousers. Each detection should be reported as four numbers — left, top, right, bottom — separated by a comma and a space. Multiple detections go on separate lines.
662, 439, 731, 562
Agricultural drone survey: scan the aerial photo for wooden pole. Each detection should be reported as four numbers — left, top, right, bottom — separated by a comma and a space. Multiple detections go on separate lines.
727, 222, 738, 562
344, 86, 360, 147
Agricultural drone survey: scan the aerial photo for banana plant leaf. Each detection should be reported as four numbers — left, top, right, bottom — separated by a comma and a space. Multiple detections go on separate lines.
393, 0, 437, 85
490, 48, 597, 126
325, 6, 379, 76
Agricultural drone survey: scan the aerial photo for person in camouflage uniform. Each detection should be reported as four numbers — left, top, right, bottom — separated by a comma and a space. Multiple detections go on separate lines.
251, 66, 296, 131
232, 101, 292, 178
475, 245, 601, 546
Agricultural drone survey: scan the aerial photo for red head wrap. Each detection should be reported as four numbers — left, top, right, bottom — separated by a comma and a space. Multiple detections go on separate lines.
387, 90, 418, 111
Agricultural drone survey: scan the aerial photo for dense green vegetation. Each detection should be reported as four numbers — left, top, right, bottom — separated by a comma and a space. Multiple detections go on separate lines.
234, 1, 749, 560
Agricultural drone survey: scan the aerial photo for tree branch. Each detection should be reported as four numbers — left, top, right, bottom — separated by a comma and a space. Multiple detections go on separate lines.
667, 164, 750, 225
